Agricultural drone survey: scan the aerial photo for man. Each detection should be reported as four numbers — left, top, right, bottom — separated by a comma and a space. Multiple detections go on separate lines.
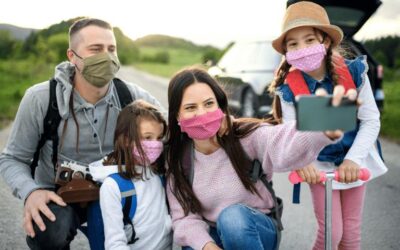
0, 18, 164, 249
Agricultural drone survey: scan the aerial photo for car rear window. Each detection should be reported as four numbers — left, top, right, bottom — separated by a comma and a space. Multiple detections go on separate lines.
218, 41, 279, 72
325, 7, 364, 28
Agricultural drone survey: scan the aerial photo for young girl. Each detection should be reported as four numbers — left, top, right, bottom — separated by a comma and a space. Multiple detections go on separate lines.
88, 100, 172, 250
165, 67, 350, 250
269, 2, 387, 249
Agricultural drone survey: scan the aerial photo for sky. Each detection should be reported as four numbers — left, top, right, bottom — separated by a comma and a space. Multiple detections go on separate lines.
1, 0, 399, 48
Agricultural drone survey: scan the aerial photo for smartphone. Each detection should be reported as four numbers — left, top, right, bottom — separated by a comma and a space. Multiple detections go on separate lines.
295, 95, 357, 131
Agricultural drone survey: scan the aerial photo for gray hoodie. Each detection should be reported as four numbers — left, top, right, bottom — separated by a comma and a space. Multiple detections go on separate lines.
0, 61, 164, 201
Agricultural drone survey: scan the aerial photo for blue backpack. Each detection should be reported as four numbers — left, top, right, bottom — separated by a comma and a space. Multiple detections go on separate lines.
86, 172, 165, 250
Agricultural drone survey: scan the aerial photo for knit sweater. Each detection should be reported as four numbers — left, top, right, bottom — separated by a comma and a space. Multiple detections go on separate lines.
167, 122, 335, 250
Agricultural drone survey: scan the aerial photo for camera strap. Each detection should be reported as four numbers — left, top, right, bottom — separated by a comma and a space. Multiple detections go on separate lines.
30, 78, 133, 178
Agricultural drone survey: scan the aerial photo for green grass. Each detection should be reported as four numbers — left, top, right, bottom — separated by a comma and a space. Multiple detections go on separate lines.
380, 80, 400, 142
132, 47, 204, 78
0, 60, 53, 122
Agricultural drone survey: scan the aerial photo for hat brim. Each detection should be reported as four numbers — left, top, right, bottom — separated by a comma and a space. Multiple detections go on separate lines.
272, 24, 343, 54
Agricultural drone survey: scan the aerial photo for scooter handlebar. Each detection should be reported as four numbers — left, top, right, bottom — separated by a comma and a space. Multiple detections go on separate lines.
289, 168, 370, 184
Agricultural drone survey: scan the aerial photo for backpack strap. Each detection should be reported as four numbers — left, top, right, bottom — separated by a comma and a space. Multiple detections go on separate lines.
332, 55, 357, 92
250, 159, 283, 231
30, 78, 61, 177
182, 140, 195, 185
30, 78, 133, 178
286, 69, 311, 96
109, 173, 139, 244
114, 78, 134, 109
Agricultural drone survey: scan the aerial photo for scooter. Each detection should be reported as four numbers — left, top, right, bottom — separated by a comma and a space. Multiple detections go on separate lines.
289, 168, 370, 250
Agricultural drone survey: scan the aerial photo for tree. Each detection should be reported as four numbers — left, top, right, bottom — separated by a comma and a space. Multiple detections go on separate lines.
202, 48, 222, 65
114, 28, 140, 64
0, 30, 16, 59
364, 36, 400, 68
47, 34, 69, 62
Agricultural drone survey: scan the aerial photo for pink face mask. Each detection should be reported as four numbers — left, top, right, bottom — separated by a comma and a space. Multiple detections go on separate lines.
133, 140, 163, 166
286, 44, 326, 72
179, 108, 224, 140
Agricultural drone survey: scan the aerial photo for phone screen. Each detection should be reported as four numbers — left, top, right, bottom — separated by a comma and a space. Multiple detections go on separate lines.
295, 95, 357, 131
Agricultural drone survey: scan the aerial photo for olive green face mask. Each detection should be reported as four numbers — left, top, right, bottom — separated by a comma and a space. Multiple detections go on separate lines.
73, 50, 121, 88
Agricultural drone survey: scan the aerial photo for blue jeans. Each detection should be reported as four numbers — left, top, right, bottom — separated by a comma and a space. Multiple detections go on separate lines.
182, 204, 277, 250
26, 201, 105, 250
26, 203, 81, 250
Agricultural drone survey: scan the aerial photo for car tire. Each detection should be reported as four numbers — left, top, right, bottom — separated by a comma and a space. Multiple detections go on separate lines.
241, 87, 258, 117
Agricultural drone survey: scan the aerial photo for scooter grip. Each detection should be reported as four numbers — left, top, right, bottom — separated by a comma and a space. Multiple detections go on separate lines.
288, 171, 326, 184
334, 168, 371, 181
289, 168, 370, 184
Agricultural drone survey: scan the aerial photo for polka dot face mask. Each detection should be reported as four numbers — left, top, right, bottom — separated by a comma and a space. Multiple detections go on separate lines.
286, 44, 326, 72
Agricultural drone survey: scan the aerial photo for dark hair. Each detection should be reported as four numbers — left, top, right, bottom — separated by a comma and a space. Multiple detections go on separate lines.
267, 28, 341, 123
103, 100, 167, 180
166, 67, 264, 215
69, 18, 112, 38
68, 18, 112, 49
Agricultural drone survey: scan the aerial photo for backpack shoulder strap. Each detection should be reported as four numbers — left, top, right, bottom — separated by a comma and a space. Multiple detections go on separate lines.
113, 78, 134, 109
109, 173, 139, 244
286, 69, 311, 97
30, 78, 61, 177
250, 159, 283, 231
333, 55, 357, 91
182, 140, 195, 185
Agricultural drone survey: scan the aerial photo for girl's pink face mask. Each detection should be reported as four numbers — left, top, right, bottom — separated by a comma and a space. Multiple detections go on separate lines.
286, 44, 327, 72
178, 108, 224, 140
133, 140, 163, 166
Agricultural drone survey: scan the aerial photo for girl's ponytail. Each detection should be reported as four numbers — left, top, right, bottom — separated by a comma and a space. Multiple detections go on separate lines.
326, 45, 340, 87
266, 60, 291, 124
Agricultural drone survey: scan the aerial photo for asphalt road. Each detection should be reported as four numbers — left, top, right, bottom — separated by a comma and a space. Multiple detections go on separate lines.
0, 66, 399, 249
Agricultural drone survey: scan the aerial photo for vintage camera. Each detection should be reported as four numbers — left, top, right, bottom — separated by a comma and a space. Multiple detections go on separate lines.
55, 161, 93, 186
55, 161, 99, 203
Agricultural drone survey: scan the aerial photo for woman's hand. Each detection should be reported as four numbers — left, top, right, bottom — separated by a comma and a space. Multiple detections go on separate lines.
203, 242, 222, 250
296, 164, 322, 184
337, 159, 361, 183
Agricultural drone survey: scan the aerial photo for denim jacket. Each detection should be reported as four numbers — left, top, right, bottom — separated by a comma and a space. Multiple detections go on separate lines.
276, 56, 367, 166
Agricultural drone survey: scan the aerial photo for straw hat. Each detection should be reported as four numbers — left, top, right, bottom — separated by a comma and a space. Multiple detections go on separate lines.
272, 1, 343, 54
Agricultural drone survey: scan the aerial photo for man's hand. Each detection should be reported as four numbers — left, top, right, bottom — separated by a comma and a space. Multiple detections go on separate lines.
337, 159, 361, 183
203, 242, 222, 250
296, 164, 322, 184
24, 189, 66, 238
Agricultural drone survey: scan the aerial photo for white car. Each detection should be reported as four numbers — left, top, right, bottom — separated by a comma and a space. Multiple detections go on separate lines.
208, 40, 281, 117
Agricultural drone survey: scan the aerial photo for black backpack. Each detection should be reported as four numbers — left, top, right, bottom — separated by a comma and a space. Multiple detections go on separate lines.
29, 77, 133, 177
181, 140, 284, 232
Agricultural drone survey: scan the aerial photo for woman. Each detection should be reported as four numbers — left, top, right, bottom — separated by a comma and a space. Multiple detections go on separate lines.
166, 67, 346, 250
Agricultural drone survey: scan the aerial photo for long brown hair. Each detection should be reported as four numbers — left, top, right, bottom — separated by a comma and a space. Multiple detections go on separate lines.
268, 29, 341, 124
104, 100, 167, 179
166, 67, 265, 215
